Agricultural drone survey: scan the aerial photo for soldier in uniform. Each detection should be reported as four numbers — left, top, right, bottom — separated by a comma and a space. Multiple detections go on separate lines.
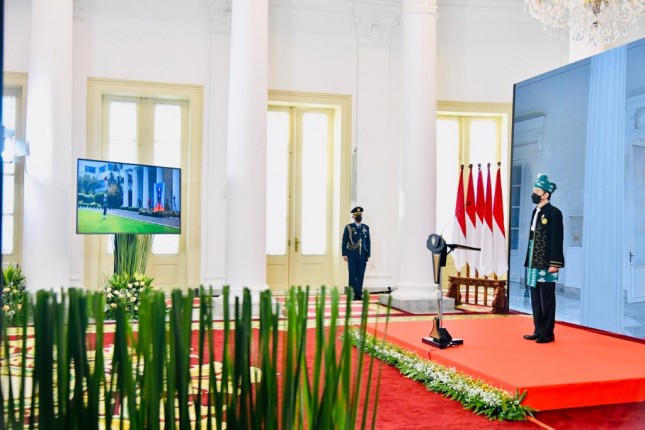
342, 207, 371, 300
523, 173, 564, 344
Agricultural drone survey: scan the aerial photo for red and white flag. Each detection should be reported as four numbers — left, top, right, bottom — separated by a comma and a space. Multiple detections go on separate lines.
479, 164, 494, 276
475, 165, 485, 274
493, 164, 509, 277
464, 165, 479, 272
450, 165, 467, 272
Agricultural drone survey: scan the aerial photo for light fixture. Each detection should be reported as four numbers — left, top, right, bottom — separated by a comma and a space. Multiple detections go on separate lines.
524, 0, 645, 46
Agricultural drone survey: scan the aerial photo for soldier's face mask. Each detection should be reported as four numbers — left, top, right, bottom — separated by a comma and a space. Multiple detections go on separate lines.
355, 215, 362, 223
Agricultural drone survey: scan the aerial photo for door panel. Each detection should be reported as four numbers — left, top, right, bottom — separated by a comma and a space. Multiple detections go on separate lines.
96, 98, 187, 291
266, 108, 292, 291
266, 107, 333, 291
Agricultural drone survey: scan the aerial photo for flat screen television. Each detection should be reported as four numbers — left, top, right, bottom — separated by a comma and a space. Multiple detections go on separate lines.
76, 158, 181, 234
509, 37, 645, 338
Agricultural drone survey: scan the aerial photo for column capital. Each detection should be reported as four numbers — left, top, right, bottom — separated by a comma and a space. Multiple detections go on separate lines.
403, 0, 437, 15
354, 10, 400, 47
204, 0, 232, 34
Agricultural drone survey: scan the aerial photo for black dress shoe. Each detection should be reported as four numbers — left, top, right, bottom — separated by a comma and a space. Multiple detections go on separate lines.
523, 334, 540, 340
353, 296, 363, 301
535, 336, 554, 343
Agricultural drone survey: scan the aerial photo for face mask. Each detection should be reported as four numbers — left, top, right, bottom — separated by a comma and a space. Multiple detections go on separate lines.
355, 216, 362, 223
531, 193, 542, 204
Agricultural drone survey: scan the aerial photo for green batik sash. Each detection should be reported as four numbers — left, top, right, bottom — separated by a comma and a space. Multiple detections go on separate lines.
526, 239, 559, 288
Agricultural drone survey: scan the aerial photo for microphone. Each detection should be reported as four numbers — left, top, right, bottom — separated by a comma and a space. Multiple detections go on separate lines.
439, 201, 472, 238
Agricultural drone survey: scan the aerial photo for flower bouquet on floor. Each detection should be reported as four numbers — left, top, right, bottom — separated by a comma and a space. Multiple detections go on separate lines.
1, 263, 28, 326
105, 272, 154, 319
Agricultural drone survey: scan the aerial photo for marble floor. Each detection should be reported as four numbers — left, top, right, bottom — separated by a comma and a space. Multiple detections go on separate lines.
508, 282, 645, 339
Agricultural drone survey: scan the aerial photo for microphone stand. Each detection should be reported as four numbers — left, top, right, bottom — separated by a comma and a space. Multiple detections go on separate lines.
422, 234, 480, 349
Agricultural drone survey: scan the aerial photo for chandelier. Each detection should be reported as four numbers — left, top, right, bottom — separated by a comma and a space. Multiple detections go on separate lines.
524, 1, 645, 45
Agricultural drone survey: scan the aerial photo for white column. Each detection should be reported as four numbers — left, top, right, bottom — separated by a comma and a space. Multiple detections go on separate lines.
143, 167, 150, 209
22, 0, 73, 290
397, 0, 438, 290
580, 46, 626, 333
70, 0, 89, 288
156, 167, 163, 209
353, 8, 399, 291
202, 0, 231, 289
122, 170, 129, 207
172, 169, 180, 211
224, 0, 268, 291
133, 167, 140, 207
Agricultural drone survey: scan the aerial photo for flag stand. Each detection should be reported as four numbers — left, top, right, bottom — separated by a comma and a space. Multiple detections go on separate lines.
422, 234, 480, 349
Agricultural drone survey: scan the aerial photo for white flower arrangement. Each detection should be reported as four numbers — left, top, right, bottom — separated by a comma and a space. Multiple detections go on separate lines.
1, 264, 28, 326
345, 328, 534, 421
104, 272, 154, 319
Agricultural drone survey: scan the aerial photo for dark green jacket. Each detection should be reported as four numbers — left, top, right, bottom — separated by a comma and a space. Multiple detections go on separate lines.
524, 203, 565, 269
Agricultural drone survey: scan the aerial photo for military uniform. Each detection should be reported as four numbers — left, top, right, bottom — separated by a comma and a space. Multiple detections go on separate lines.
524, 174, 564, 344
342, 207, 371, 300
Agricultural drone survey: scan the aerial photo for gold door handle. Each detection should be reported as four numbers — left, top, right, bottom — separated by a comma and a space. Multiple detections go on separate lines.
295, 237, 300, 252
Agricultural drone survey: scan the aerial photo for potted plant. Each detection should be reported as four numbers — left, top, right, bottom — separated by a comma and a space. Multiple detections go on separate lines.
105, 272, 154, 319
0, 264, 28, 326
108, 233, 155, 319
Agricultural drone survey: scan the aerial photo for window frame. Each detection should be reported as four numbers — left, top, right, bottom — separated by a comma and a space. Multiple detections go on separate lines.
2, 72, 28, 265
85, 78, 203, 290
436, 101, 513, 277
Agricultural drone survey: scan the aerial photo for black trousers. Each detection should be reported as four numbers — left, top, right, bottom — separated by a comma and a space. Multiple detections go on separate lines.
529, 281, 556, 339
347, 259, 367, 299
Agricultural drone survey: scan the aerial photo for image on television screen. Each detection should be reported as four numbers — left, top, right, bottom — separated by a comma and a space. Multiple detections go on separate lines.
76, 158, 181, 234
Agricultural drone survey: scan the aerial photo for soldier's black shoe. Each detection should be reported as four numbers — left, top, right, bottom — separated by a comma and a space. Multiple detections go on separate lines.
535, 336, 554, 343
523, 334, 540, 340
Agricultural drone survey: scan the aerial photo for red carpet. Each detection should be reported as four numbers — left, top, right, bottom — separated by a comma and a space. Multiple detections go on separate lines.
367, 315, 645, 411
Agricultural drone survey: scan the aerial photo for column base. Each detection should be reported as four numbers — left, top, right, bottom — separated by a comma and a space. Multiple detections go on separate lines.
211, 284, 275, 319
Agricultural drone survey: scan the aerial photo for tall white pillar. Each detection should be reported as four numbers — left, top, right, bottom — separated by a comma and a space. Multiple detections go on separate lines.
23, 0, 73, 290
172, 169, 180, 211
156, 167, 163, 209
353, 8, 399, 292
143, 167, 150, 209
580, 46, 626, 333
122, 170, 129, 207
389, 0, 444, 312
202, 0, 231, 289
224, 0, 268, 291
133, 167, 140, 207
70, 0, 90, 288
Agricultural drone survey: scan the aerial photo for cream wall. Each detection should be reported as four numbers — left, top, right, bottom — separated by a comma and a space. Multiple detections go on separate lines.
5, 0, 640, 290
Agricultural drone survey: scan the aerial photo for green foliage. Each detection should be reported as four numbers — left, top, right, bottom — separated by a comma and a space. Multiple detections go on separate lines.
78, 173, 100, 195
0, 264, 28, 326
93, 192, 106, 204
106, 183, 122, 208
76, 193, 95, 204
0, 287, 386, 429
105, 272, 154, 319
345, 328, 536, 421
77, 210, 179, 234
113, 233, 155, 277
